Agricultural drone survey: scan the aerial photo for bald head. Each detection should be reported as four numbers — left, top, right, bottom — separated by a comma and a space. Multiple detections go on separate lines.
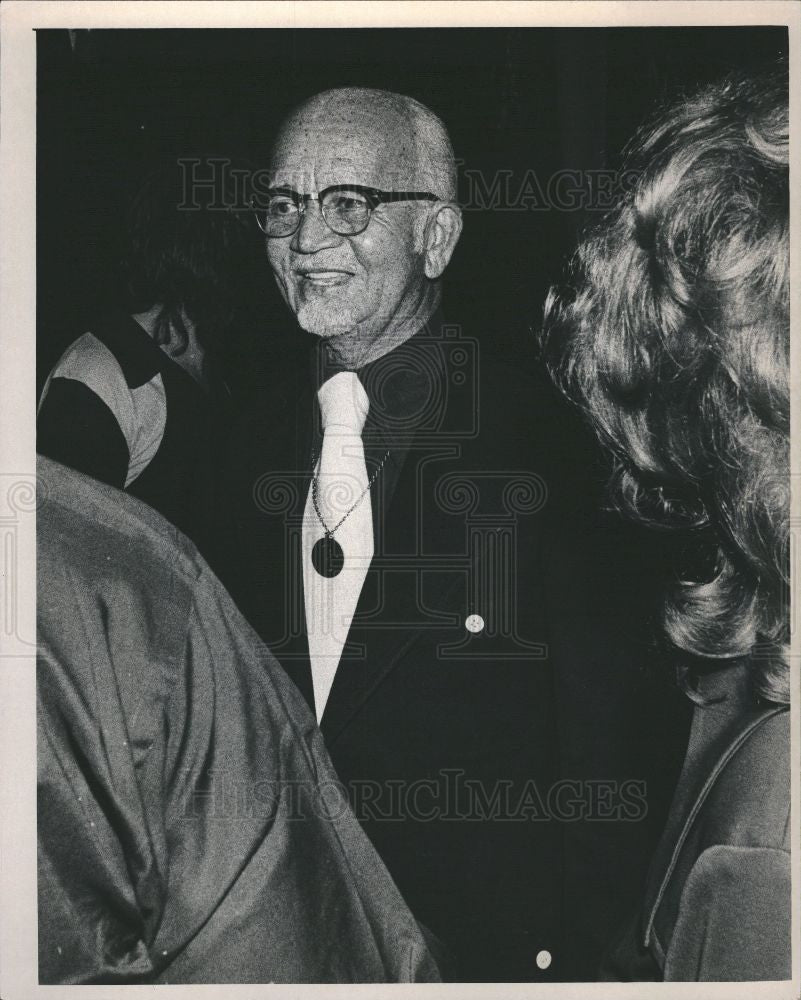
265, 87, 463, 362
270, 87, 457, 201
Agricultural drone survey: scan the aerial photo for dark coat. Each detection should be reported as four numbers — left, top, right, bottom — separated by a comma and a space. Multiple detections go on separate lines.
601, 662, 791, 982
219, 319, 692, 981
37, 456, 440, 984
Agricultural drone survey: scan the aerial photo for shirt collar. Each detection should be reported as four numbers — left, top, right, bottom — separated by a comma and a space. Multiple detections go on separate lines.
308, 308, 444, 439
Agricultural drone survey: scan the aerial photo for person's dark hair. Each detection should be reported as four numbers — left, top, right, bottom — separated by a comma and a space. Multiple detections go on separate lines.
122, 158, 258, 361
541, 66, 789, 704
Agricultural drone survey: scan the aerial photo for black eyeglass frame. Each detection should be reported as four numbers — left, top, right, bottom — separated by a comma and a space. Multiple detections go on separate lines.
250, 184, 440, 237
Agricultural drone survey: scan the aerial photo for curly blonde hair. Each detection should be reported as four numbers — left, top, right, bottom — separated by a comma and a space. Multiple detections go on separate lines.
542, 67, 789, 704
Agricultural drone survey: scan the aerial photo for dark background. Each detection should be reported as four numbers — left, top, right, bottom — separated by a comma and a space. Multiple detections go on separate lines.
37, 26, 788, 393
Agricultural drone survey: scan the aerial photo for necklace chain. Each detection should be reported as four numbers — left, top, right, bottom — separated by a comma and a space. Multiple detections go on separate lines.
311, 448, 390, 539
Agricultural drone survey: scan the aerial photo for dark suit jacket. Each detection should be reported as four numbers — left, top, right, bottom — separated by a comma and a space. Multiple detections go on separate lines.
219, 318, 691, 981
601, 663, 791, 982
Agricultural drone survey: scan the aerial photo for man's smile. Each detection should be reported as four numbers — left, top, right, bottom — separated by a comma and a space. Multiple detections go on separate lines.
294, 268, 354, 287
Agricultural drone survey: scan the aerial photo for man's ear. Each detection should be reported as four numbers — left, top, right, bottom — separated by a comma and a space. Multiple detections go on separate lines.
423, 203, 463, 279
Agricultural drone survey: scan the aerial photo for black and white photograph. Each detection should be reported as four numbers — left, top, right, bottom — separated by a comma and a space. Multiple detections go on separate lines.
0, 1, 798, 994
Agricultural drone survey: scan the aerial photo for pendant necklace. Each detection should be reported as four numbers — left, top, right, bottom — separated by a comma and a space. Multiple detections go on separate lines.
310, 449, 390, 578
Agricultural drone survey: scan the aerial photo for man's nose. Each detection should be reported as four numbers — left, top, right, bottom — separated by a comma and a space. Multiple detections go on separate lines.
290, 198, 342, 254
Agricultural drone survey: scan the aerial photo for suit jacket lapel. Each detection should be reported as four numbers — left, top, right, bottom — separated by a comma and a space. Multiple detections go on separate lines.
319, 319, 479, 743
320, 434, 467, 745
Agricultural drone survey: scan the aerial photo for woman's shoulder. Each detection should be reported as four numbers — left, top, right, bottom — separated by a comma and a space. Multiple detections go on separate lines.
643, 701, 790, 979
659, 708, 791, 980
700, 707, 790, 849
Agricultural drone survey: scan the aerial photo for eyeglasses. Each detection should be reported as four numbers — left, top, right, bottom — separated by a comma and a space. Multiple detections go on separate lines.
251, 184, 440, 238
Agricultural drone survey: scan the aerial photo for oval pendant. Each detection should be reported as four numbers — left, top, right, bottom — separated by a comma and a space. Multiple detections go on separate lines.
312, 535, 344, 578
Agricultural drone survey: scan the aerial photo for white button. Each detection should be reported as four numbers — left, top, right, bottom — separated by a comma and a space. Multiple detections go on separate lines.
465, 614, 484, 633
536, 950, 552, 970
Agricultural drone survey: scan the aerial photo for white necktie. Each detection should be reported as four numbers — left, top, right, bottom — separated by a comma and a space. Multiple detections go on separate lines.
303, 371, 373, 721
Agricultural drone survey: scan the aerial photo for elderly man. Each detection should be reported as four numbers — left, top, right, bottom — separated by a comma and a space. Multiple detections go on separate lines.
221, 88, 690, 981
